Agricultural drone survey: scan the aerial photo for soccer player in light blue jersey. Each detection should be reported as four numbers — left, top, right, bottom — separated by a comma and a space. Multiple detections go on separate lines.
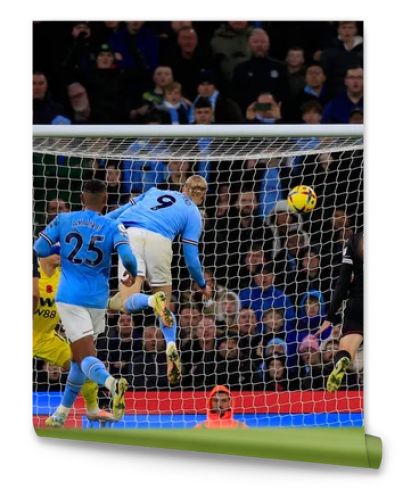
107, 175, 211, 384
34, 179, 138, 427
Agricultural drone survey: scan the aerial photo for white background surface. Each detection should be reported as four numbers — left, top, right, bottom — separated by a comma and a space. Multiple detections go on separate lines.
1, 1, 399, 498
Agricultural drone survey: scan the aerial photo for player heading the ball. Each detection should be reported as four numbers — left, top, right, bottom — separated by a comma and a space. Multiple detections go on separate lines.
107, 175, 212, 385
34, 179, 138, 427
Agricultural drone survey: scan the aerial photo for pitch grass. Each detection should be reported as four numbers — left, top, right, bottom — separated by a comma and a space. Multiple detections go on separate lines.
35, 426, 382, 469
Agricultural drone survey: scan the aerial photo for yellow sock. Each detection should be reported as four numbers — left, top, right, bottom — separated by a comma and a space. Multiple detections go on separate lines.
108, 292, 124, 311
81, 380, 99, 414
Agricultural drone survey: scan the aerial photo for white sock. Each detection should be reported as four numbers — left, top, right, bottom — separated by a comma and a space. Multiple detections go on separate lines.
55, 405, 70, 417
105, 376, 116, 395
148, 294, 155, 309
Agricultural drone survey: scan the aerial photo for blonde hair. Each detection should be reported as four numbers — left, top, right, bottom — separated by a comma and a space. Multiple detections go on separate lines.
184, 175, 208, 195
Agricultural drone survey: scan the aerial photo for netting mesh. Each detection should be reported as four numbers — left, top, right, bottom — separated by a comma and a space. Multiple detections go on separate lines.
32, 133, 364, 429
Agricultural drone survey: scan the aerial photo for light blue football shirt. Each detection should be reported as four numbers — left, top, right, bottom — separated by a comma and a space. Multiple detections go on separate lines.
114, 188, 203, 245
38, 210, 129, 308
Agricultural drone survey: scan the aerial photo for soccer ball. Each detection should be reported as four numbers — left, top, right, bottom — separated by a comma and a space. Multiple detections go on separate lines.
287, 185, 317, 213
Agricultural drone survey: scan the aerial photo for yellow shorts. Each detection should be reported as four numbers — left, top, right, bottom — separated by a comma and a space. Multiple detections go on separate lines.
33, 330, 72, 368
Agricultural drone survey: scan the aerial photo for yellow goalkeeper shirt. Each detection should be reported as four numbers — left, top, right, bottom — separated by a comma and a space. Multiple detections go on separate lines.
33, 265, 60, 336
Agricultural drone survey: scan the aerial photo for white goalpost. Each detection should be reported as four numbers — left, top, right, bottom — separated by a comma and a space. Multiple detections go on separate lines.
32, 124, 364, 430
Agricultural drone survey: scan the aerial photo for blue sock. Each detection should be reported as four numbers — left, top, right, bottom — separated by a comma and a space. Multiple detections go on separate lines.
61, 361, 86, 408
159, 313, 177, 344
124, 293, 150, 312
80, 356, 111, 387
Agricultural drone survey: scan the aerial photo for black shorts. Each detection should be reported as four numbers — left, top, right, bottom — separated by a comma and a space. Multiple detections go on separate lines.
342, 298, 363, 337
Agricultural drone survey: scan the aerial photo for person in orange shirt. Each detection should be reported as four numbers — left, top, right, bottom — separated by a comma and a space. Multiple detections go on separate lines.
195, 385, 247, 429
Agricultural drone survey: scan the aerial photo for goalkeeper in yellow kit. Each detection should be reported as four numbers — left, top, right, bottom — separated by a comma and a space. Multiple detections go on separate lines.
33, 249, 114, 423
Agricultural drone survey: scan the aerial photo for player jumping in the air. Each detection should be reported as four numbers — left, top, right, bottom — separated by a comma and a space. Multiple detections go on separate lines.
34, 179, 138, 427
316, 232, 363, 392
107, 175, 212, 384
33, 249, 114, 423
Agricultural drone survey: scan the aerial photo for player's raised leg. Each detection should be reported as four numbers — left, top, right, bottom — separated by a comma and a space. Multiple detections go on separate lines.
327, 332, 363, 392
46, 305, 128, 426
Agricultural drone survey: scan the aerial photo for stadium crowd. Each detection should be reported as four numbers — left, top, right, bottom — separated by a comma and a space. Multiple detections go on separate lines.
33, 20, 364, 395
33, 21, 363, 126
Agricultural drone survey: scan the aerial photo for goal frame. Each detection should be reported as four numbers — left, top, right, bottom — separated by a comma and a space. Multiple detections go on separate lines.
33, 124, 363, 139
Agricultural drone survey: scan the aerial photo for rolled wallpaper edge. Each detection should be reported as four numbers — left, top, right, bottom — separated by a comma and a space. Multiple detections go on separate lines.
35, 426, 382, 469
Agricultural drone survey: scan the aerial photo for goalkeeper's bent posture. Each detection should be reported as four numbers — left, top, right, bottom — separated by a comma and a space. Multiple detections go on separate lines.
34, 179, 138, 427
33, 249, 114, 422
106, 175, 212, 385
317, 232, 364, 391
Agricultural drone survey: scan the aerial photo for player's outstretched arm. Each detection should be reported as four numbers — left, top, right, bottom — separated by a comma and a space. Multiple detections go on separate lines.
117, 243, 138, 279
34, 216, 61, 258
112, 222, 138, 278
182, 242, 210, 297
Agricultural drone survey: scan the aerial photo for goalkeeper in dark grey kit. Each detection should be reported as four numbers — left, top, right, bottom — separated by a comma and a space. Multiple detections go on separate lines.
317, 232, 364, 392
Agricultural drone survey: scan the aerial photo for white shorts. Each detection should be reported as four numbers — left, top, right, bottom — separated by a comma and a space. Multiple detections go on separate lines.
56, 302, 106, 343
119, 227, 173, 287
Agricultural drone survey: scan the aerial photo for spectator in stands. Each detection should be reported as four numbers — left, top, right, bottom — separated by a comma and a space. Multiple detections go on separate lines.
238, 244, 268, 289
274, 228, 310, 299
158, 160, 192, 191
37, 362, 67, 392
185, 315, 218, 389
157, 81, 190, 124
265, 199, 304, 257
200, 269, 232, 323
178, 303, 201, 351
297, 246, 331, 301
190, 70, 243, 124
60, 22, 97, 83
226, 190, 274, 289
33, 71, 71, 124
237, 308, 262, 386
237, 308, 258, 338
104, 163, 127, 209
158, 21, 194, 62
129, 65, 174, 123
215, 334, 241, 388
219, 291, 241, 330
297, 335, 324, 390
300, 100, 323, 124
162, 27, 217, 100
107, 313, 135, 386
263, 337, 287, 359
285, 47, 306, 99
261, 308, 286, 344
83, 43, 129, 123
133, 325, 168, 389
47, 198, 71, 224
67, 82, 91, 123
245, 92, 282, 124
210, 21, 252, 83
263, 356, 294, 391
239, 263, 295, 325
322, 66, 363, 123
320, 21, 363, 95
259, 158, 285, 219
232, 28, 289, 111
349, 108, 363, 124
107, 21, 159, 73
192, 96, 213, 125
285, 64, 330, 122
195, 385, 247, 428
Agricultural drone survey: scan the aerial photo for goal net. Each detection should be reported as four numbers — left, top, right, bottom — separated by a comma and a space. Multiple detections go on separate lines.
32, 124, 364, 430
